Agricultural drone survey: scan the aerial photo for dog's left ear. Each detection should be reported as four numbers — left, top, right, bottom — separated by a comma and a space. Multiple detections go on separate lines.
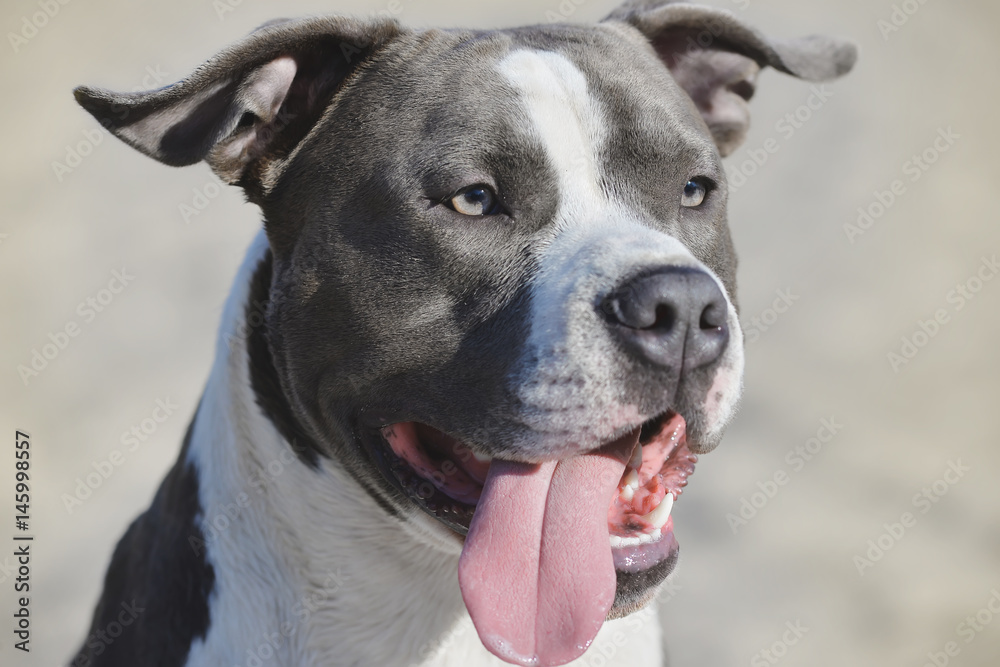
74, 16, 402, 194
605, 1, 857, 156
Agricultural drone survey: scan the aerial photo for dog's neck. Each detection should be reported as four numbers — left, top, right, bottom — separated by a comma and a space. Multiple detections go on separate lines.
182, 231, 474, 665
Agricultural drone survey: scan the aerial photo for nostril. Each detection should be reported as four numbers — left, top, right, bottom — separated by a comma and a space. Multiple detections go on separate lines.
650, 303, 676, 331
698, 302, 727, 330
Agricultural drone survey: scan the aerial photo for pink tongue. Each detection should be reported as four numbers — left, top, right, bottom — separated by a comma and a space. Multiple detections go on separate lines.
458, 431, 636, 666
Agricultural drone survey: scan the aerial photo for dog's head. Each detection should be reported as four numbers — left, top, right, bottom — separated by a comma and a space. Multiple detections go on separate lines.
77, 2, 854, 664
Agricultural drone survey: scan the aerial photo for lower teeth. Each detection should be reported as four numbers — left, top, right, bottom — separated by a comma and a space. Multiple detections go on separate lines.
609, 491, 674, 548
609, 527, 663, 548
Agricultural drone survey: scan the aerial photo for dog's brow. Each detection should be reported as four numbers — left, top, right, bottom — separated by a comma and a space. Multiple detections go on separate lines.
497, 49, 607, 224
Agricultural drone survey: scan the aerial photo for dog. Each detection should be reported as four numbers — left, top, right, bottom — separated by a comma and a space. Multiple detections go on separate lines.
71, 1, 855, 665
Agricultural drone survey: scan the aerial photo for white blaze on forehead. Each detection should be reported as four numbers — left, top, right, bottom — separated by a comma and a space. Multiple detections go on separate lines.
497, 49, 606, 220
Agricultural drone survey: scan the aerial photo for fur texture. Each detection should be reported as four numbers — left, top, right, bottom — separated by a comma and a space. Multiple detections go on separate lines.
73, 3, 855, 665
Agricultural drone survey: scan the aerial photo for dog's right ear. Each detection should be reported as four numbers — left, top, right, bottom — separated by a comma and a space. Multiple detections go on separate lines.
605, 1, 856, 156
74, 17, 402, 196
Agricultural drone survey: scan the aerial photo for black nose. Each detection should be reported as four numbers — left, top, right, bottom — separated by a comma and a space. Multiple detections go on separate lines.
601, 267, 729, 371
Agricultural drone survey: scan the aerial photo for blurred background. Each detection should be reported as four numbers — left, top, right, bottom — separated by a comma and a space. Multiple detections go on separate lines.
1, 0, 997, 665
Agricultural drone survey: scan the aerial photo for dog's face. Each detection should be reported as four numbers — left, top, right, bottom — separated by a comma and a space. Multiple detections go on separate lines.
77, 3, 854, 665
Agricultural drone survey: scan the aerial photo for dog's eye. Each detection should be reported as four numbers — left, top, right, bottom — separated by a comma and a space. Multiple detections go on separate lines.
681, 180, 708, 208
449, 185, 499, 216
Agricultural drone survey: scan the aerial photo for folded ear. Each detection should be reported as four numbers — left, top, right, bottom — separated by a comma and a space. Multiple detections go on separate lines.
605, 1, 857, 156
74, 16, 402, 193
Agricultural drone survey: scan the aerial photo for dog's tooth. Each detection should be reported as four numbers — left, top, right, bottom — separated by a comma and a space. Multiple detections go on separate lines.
622, 467, 639, 491
628, 441, 643, 470
619, 484, 635, 502
641, 493, 674, 530
638, 532, 653, 544
649, 528, 661, 542
609, 535, 622, 548
471, 450, 492, 463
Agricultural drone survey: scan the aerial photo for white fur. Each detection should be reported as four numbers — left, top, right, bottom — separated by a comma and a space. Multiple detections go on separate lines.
181, 230, 662, 666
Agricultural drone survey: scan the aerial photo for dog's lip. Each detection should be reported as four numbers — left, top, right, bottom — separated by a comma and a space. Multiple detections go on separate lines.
366, 410, 694, 577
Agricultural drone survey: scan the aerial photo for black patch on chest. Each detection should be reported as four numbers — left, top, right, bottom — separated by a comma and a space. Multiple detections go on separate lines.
71, 417, 214, 667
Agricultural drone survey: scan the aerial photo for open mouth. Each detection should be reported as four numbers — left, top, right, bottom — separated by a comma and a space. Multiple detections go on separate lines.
379, 411, 694, 570
375, 411, 696, 665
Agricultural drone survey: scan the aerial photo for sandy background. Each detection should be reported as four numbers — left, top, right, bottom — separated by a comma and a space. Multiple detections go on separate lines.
1, 0, 998, 665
